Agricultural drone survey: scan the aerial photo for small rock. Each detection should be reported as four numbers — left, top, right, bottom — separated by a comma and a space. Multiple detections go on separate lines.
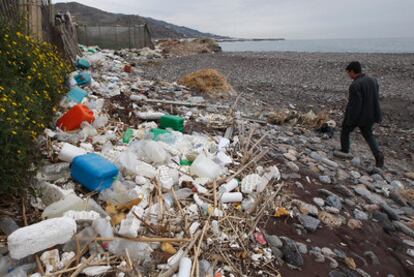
328, 270, 348, 277
283, 152, 297, 162
389, 190, 407, 207
404, 172, 414, 180
296, 242, 308, 254
286, 161, 300, 172
325, 256, 339, 268
390, 180, 404, 190
356, 268, 371, 277
319, 211, 344, 228
351, 157, 361, 167
403, 239, 414, 248
266, 234, 283, 249
345, 257, 357, 270
347, 219, 363, 230
334, 185, 355, 197
407, 249, 414, 257
364, 204, 380, 213
271, 246, 284, 260
350, 171, 361, 179
310, 250, 325, 263
344, 199, 356, 207
298, 214, 320, 232
372, 212, 395, 232
313, 197, 325, 207
319, 175, 332, 184
379, 202, 400, 221
364, 251, 380, 265
321, 158, 339, 168
371, 174, 384, 182
326, 195, 343, 210
353, 209, 369, 221
325, 207, 341, 214
281, 238, 304, 267
393, 221, 414, 238
337, 169, 350, 181
292, 200, 319, 216
322, 247, 336, 257
333, 249, 347, 259
354, 186, 386, 205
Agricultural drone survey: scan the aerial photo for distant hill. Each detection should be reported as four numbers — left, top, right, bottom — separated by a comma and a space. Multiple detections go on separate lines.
54, 2, 227, 39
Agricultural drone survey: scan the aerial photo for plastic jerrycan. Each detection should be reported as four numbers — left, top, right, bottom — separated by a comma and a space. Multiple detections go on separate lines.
159, 115, 184, 132
71, 153, 118, 192
66, 86, 88, 103
57, 104, 95, 131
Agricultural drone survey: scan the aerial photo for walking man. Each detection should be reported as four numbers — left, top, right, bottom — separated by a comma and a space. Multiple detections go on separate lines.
335, 61, 384, 168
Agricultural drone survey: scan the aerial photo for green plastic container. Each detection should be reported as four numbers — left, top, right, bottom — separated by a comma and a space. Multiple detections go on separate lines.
159, 115, 184, 132
76, 58, 91, 70
150, 128, 170, 140
180, 159, 193, 166
122, 128, 134, 143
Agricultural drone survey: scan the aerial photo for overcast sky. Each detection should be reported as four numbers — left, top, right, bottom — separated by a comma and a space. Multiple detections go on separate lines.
55, 0, 414, 39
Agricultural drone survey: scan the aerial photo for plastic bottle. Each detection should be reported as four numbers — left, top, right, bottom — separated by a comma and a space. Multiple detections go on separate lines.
178, 257, 192, 277
42, 193, 107, 219
122, 128, 134, 144
63, 226, 97, 252
158, 166, 178, 191
58, 143, 87, 163
190, 154, 222, 180
220, 192, 243, 203
219, 179, 239, 193
143, 141, 168, 164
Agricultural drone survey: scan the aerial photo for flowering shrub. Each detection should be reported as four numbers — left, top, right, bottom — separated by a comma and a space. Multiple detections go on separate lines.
0, 20, 71, 194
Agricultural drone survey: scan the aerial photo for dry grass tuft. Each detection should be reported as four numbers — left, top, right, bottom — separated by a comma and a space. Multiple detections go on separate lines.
178, 68, 233, 96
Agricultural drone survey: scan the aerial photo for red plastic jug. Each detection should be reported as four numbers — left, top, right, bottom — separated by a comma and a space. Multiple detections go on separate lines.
57, 104, 95, 131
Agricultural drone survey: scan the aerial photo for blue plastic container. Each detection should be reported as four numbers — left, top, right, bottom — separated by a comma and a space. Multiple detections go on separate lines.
74, 72, 92, 86
76, 58, 91, 70
66, 87, 88, 103
71, 153, 118, 191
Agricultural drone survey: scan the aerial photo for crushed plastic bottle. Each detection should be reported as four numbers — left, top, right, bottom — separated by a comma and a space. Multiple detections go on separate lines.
92, 218, 114, 238
63, 226, 97, 252
190, 154, 222, 180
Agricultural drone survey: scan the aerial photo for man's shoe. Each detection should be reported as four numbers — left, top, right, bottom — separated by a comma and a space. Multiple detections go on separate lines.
375, 152, 384, 168
333, 150, 353, 160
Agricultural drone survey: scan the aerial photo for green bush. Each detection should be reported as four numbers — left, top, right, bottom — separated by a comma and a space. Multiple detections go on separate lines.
0, 20, 71, 194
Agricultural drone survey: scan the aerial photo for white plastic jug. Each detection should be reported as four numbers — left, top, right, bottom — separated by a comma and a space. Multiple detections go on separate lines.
58, 143, 87, 163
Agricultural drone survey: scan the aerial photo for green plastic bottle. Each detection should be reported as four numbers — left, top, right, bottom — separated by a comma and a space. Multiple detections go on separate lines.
122, 128, 134, 143
159, 115, 184, 132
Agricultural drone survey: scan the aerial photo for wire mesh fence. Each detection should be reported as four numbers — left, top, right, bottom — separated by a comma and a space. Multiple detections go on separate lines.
76, 24, 154, 50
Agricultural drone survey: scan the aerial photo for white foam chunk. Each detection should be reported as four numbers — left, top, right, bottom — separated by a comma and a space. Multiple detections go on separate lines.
8, 217, 77, 259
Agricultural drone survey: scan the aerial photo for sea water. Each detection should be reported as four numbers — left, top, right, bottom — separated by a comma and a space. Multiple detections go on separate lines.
219, 37, 414, 53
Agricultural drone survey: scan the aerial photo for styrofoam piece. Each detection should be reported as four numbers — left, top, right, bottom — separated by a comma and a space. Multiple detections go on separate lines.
8, 218, 77, 259
58, 143, 87, 163
118, 206, 144, 238
178, 257, 192, 277
40, 249, 59, 273
211, 220, 220, 236
190, 154, 222, 180
257, 166, 281, 193
63, 210, 101, 222
82, 266, 112, 276
241, 174, 262, 194
35, 181, 73, 207
220, 192, 243, 203
167, 249, 184, 266
219, 179, 239, 193
193, 183, 208, 195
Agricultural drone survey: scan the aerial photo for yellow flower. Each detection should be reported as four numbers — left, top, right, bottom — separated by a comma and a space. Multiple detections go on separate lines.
16, 32, 22, 37
11, 130, 17, 135
17, 150, 21, 154
27, 75, 32, 80
0, 86, 4, 90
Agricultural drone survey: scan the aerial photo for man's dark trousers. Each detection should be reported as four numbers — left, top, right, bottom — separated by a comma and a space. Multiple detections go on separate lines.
340, 124, 381, 156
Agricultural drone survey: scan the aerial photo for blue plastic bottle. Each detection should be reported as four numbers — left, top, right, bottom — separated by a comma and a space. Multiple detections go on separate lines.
66, 87, 88, 103
71, 153, 118, 192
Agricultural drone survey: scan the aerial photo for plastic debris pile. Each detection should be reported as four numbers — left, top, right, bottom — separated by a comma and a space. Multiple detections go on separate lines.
0, 48, 283, 277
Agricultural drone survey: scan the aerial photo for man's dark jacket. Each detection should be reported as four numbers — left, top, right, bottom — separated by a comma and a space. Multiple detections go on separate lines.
344, 74, 382, 127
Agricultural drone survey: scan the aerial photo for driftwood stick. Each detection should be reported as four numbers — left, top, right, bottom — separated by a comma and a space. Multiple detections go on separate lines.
190, 219, 210, 276
97, 236, 190, 243
69, 254, 96, 277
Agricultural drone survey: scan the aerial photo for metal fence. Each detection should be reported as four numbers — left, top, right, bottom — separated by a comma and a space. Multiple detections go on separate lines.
76, 24, 154, 50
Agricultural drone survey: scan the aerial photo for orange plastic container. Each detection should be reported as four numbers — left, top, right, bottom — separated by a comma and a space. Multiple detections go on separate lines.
57, 104, 95, 131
